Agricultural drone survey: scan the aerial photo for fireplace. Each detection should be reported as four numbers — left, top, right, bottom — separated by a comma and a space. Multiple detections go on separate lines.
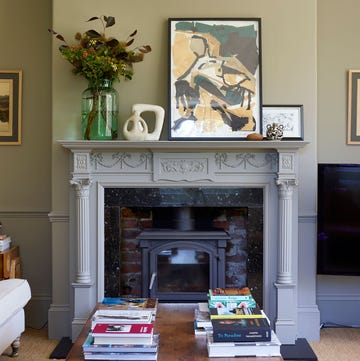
104, 189, 263, 303
61, 139, 307, 344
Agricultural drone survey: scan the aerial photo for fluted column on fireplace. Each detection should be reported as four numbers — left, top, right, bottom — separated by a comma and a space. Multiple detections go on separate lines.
70, 178, 92, 284
276, 179, 297, 284
274, 150, 298, 344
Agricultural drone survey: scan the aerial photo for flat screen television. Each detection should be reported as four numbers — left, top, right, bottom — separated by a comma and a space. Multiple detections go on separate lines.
317, 163, 360, 276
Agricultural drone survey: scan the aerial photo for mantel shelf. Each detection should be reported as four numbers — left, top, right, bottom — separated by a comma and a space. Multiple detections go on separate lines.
59, 139, 308, 152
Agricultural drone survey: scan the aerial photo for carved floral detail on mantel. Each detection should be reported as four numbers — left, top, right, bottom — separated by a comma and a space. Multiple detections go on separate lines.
86, 151, 280, 173
215, 152, 277, 170
91, 152, 152, 170
159, 159, 206, 175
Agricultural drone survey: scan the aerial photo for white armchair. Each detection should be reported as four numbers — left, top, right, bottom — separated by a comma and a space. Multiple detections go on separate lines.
0, 278, 31, 357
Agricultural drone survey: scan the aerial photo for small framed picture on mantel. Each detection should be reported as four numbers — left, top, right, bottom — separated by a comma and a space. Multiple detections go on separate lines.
262, 105, 304, 140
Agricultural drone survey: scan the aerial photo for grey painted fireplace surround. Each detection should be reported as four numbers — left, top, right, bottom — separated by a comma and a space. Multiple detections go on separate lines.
60, 139, 312, 344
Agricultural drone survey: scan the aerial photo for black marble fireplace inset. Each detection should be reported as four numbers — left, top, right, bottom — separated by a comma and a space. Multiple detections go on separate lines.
104, 187, 263, 304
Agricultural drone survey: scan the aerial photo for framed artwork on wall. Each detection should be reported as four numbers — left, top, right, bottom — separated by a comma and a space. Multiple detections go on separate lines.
168, 18, 262, 140
262, 105, 304, 140
347, 69, 360, 144
0, 70, 22, 145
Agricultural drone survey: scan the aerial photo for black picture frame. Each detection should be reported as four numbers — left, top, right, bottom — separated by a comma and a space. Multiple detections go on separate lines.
168, 18, 262, 140
262, 105, 304, 140
0, 70, 22, 145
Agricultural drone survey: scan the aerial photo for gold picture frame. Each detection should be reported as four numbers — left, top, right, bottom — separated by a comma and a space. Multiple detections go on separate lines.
347, 69, 360, 144
0, 70, 22, 145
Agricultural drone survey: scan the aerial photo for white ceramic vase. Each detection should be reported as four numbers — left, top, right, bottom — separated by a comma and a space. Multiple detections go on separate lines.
123, 104, 165, 141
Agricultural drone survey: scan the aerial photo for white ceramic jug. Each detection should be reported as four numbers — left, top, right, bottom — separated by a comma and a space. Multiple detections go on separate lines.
123, 104, 165, 141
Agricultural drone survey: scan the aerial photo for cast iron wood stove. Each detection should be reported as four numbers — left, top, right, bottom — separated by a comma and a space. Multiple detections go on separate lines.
138, 229, 230, 301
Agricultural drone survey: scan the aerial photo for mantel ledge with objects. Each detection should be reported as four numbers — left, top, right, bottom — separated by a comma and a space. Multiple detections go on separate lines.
58, 139, 308, 152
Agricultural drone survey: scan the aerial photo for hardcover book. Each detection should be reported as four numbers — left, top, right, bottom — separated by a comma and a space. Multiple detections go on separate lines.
83, 350, 158, 360
209, 287, 252, 297
194, 308, 212, 328
0, 236, 11, 244
207, 330, 281, 357
91, 309, 153, 329
82, 333, 159, 353
0, 236, 11, 252
209, 307, 264, 319
92, 323, 154, 345
208, 297, 257, 309
211, 317, 271, 343
100, 298, 158, 314
194, 323, 212, 336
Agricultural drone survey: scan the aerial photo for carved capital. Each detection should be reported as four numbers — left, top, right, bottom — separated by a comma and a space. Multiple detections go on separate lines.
276, 178, 298, 199
70, 178, 92, 198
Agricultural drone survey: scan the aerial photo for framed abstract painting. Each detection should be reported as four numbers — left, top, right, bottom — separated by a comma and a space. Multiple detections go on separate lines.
168, 18, 262, 140
0, 70, 22, 145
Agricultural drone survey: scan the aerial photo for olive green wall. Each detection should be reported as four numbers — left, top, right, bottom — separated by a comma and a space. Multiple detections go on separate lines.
50, 0, 319, 340
317, 0, 360, 327
1, 0, 359, 335
318, 0, 360, 162
0, 0, 52, 328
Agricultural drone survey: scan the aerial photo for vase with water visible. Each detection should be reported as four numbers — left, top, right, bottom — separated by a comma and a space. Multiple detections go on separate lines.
81, 79, 119, 140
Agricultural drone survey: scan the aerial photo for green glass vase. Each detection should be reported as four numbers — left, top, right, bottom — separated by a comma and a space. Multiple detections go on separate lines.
81, 79, 119, 140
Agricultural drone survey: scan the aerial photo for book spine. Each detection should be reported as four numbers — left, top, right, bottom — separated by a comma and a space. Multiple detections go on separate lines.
208, 299, 257, 309
213, 328, 271, 343
210, 314, 265, 319
209, 294, 254, 301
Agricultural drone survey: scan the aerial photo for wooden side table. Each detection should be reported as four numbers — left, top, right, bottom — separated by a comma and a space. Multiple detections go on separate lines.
0, 246, 21, 280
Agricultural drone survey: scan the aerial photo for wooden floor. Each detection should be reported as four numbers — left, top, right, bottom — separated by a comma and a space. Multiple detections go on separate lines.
2, 321, 360, 361
66, 303, 283, 361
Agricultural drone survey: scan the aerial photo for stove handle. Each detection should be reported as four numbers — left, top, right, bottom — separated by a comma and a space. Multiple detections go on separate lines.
149, 272, 157, 290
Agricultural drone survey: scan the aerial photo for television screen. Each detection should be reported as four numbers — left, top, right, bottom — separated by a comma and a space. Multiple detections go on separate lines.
317, 164, 360, 276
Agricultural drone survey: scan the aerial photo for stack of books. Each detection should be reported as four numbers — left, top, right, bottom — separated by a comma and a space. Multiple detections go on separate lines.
194, 287, 282, 357
0, 235, 11, 252
194, 287, 257, 335
193, 303, 213, 335
90, 309, 154, 329
82, 333, 159, 360
82, 298, 159, 360
0, 223, 11, 252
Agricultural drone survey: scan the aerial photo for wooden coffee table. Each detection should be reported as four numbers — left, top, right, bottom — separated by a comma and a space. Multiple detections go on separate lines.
66, 303, 284, 361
